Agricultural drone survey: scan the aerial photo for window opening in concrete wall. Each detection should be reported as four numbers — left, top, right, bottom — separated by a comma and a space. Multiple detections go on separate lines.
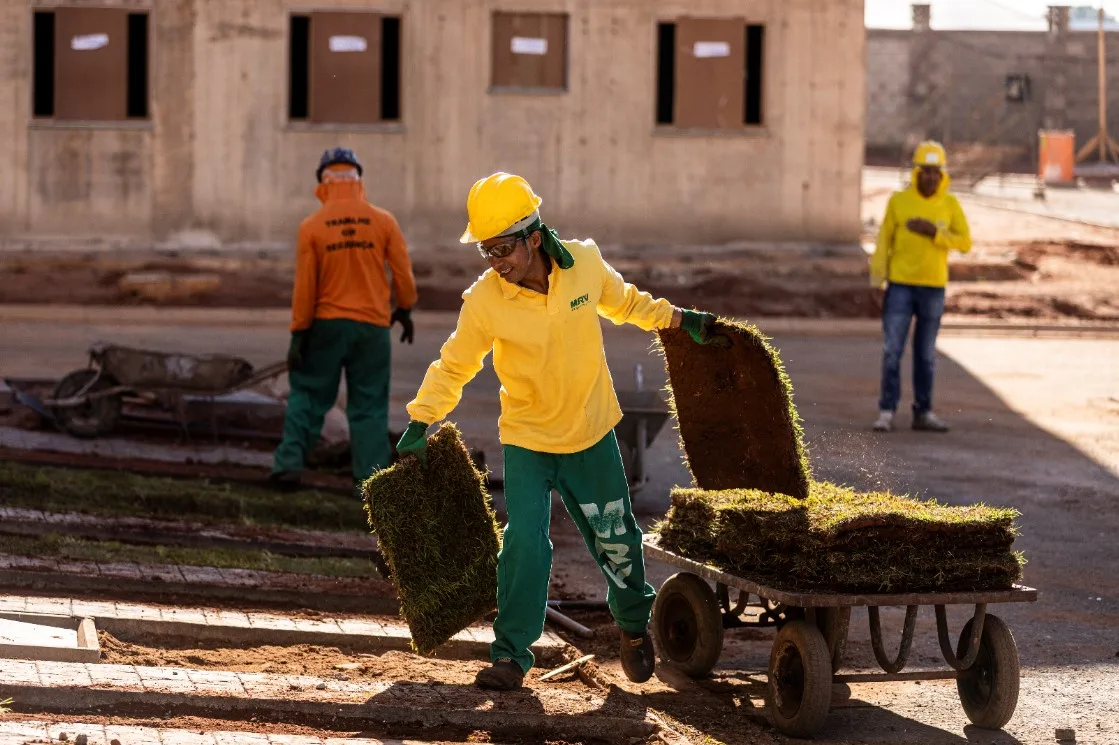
655, 19, 766, 130
32, 11, 55, 117
381, 16, 401, 119
745, 24, 765, 125
491, 12, 568, 91
1005, 74, 1031, 103
290, 11, 402, 124
32, 7, 149, 122
289, 15, 311, 119
655, 22, 676, 124
126, 13, 149, 119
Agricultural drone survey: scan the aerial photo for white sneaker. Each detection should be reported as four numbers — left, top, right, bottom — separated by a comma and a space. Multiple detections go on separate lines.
873, 410, 894, 432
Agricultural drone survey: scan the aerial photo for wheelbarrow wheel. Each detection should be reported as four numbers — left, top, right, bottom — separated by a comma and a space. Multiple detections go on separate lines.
767, 620, 833, 739
652, 572, 724, 678
956, 613, 1020, 730
51, 369, 123, 438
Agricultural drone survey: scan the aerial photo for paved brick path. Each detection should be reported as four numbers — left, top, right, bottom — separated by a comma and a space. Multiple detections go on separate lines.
0, 595, 566, 660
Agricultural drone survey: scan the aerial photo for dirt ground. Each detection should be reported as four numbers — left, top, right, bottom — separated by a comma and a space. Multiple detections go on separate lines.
3, 179, 1119, 322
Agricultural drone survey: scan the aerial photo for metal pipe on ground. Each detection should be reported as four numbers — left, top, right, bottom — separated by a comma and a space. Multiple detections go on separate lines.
545, 607, 594, 638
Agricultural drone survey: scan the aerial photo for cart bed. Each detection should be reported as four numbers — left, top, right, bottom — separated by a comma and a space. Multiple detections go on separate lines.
643, 534, 1037, 608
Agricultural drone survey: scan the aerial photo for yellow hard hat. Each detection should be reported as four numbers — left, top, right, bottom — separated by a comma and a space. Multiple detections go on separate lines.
459, 172, 544, 244
912, 141, 947, 168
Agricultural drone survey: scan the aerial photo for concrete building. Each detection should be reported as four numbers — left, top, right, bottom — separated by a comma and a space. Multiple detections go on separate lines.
867, 5, 1119, 168
0, 0, 866, 248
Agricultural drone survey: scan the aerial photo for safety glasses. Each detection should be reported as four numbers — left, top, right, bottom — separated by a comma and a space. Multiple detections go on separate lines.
476, 237, 521, 260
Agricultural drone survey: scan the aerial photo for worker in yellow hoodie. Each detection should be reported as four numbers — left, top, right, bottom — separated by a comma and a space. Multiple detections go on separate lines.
395, 173, 727, 691
869, 141, 972, 433
271, 148, 418, 493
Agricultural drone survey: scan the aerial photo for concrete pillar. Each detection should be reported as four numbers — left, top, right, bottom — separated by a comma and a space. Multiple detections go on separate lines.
912, 4, 931, 32
1043, 6, 1070, 130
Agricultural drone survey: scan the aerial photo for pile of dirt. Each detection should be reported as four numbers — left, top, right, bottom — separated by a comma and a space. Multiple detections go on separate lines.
362, 422, 500, 655
654, 482, 1024, 593
657, 318, 810, 497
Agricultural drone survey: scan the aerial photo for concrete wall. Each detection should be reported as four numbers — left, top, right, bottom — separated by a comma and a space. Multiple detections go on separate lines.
867, 11, 1119, 166
0, 0, 867, 246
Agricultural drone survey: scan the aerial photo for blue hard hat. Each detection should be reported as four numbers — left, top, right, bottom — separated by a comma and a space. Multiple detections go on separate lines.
316, 147, 363, 182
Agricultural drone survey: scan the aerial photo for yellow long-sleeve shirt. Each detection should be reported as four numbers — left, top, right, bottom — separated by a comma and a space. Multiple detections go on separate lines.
870, 170, 973, 289
406, 239, 675, 454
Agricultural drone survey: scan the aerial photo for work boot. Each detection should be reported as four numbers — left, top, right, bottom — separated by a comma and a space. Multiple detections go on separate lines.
872, 410, 894, 432
267, 471, 302, 493
912, 411, 950, 432
474, 658, 524, 691
619, 629, 656, 683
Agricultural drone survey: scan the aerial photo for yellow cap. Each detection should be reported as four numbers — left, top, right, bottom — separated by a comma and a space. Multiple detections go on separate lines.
459, 172, 544, 244
913, 141, 948, 168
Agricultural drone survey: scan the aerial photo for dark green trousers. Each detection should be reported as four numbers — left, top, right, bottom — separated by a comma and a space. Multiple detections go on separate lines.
492, 431, 656, 673
271, 318, 392, 483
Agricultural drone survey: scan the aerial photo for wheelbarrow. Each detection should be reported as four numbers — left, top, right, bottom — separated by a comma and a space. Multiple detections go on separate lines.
643, 534, 1038, 739
43, 342, 289, 439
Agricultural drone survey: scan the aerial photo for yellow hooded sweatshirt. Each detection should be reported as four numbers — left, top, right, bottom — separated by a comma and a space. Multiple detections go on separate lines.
406, 238, 675, 454
869, 169, 973, 289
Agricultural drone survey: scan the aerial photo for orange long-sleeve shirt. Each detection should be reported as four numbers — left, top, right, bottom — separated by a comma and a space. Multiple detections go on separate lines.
290, 180, 418, 332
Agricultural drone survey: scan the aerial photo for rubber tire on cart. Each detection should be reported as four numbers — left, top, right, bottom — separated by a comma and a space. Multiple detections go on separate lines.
652, 572, 724, 678
956, 613, 1020, 730
772, 605, 851, 673
767, 619, 834, 739
50, 369, 123, 438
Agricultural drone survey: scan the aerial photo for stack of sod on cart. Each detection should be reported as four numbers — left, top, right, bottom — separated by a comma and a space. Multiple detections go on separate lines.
653, 319, 1024, 594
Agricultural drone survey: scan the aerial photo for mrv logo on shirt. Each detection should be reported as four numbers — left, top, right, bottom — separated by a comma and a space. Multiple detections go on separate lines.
570, 293, 590, 310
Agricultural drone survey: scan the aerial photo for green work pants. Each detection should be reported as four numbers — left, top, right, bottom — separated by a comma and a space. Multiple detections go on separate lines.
492, 430, 656, 673
271, 318, 392, 483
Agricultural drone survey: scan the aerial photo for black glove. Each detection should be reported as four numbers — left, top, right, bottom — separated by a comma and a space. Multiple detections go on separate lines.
391, 307, 414, 344
287, 330, 308, 370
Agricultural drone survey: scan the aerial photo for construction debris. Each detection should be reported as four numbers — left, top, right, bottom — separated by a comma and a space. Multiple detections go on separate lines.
654, 482, 1024, 593
362, 422, 500, 655
657, 318, 811, 497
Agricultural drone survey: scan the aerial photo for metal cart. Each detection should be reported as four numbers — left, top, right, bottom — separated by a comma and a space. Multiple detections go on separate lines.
644, 535, 1038, 739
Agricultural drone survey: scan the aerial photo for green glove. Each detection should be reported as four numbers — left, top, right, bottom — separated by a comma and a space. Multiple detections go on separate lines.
680, 310, 731, 347
287, 330, 308, 370
395, 421, 430, 463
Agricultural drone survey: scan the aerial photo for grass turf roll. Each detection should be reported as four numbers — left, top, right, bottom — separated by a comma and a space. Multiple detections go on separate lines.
362, 422, 501, 655
657, 318, 811, 498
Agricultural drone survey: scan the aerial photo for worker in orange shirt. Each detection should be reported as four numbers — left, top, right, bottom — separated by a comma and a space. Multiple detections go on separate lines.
270, 147, 418, 493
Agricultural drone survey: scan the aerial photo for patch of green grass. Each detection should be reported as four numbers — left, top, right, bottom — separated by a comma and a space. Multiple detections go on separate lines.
0, 461, 366, 532
363, 422, 500, 655
0, 533, 379, 579
655, 481, 1024, 593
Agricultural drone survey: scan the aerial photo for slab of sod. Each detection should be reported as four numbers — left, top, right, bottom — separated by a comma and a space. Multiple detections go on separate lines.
657, 319, 810, 497
362, 422, 500, 655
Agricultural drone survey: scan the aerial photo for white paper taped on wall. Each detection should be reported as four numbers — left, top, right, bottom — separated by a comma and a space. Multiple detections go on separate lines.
511, 36, 548, 55
71, 33, 109, 51
693, 41, 731, 58
329, 35, 368, 53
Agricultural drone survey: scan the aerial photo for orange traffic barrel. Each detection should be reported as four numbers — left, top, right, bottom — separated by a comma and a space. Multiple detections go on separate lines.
1038, 130, 1075, 184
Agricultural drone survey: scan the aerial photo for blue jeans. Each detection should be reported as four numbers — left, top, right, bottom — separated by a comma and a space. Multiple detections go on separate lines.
879, 283, 945, 415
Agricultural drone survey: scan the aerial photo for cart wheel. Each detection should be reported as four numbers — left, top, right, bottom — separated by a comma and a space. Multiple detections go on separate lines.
768, 620, 833, 739
956, 613, 1020, 730
51, 369, 122, 438
652, 572, 724, 678
816, 607, 851, 673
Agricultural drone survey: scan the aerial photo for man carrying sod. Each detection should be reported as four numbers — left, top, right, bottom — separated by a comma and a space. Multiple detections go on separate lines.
870, 140, 972, 433
271, 147, 418, 494
396, 172, 726, 691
